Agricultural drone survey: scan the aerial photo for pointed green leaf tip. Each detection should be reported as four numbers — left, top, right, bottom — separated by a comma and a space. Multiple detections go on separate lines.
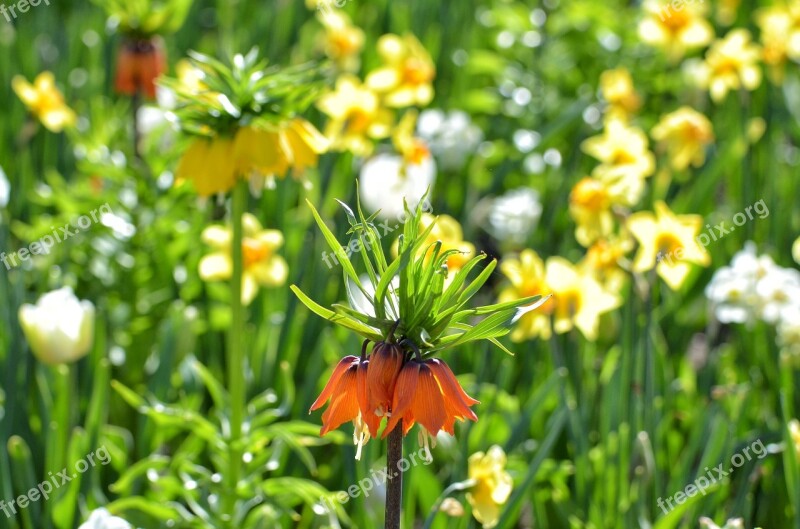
292, 196, 549, 357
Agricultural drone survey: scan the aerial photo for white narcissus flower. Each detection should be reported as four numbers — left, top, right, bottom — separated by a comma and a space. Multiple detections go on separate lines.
358, 153, 435, 220
417, 109, 483, 171
485, 187, 541, 245
19, 287, 95, 366
347, 274, 399, 320
699, 518, 746, 529
0, 165, 8, 208
705, 242, 800, 326
78, 508, 133, 529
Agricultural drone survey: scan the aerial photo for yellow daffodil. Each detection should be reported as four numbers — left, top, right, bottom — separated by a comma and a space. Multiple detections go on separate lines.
419, 213, 474, 275
366, 33, 435, 108
697, 30, 762, 103
599, 68, 640, 120
651, 107, 714, 171
569, 177, 614, 247
626, 201, 710, 290
581, 118, 655, 207
545, 256, 621, 340
755, 6, 800, 83
466, 446, 513, 529
638, 0, 713, 62
318, 10, 364, 71
199, 214, 288, 305
12, 72, 77, 132
790, 419, 800, 459
581, 237, 632, 292
499, 249, 552, 342
793, 236, 800, 265
176, 119, 328, 196
316, 75, 392, 156
392, 111, 431, 166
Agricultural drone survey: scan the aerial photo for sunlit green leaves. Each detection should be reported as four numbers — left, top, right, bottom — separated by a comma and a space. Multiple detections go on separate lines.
293, 197, 546, 356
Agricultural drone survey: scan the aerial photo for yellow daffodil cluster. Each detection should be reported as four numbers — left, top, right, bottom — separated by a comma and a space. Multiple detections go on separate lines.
499, 249, 621, 342
637, 0, 799, 101
755, 3, 800, 83
314, 18, 436, 160
12, 72, 77, 133
199, 213, 288, 305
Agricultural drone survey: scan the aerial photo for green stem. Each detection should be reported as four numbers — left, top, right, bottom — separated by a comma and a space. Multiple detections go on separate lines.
385, 424, 403, 529
226, 179, 248, 524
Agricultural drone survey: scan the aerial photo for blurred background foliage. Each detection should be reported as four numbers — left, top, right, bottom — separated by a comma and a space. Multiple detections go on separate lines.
0, 0, 799, 528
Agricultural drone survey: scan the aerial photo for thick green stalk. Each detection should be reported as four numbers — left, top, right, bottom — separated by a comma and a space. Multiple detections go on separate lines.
226, 179, 248, 524
385, 424, 403, 529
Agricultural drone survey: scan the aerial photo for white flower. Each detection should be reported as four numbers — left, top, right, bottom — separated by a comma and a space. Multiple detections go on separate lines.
485, 187, 541, 244
347, 274, 399, 320
19, 287, 95, 365
417, 109, 482, 171
705, 242, 800, 326
756, 266, 800, 324
699, 518, 744, 529
78, 508, 133, 529
0, 165, 9, 208
778, 304, 800, 359
705, 266, 757, 324
359, 153, 435, 219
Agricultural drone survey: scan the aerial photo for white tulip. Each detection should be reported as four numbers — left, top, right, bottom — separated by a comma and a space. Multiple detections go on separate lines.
78, 508, 133, 529
359, 153, 435, 220
19, 287, 95, 365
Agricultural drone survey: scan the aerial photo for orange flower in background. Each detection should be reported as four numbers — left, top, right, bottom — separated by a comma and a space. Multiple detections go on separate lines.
383, 359, 479, 455
114, 37, 167, 99
309, 355, 372, 459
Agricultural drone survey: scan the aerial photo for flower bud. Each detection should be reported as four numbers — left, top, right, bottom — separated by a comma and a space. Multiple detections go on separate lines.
19, 287, 95, 365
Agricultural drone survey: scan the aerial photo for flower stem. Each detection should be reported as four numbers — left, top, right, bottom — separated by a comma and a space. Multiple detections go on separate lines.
226, 179, 248, 523
385, 423, 403, 529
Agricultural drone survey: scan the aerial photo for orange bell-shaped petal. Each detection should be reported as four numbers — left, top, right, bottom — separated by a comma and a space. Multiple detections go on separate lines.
114, 37, 167, 100
365, 341, 403, 434
383, 359, 479, 439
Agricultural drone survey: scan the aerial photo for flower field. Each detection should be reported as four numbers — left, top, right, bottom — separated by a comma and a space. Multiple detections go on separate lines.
0, 0, 799, 528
